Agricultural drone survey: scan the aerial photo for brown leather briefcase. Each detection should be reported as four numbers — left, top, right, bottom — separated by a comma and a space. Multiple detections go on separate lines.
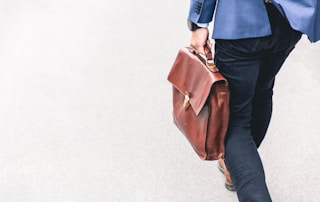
167, 47, 229, 160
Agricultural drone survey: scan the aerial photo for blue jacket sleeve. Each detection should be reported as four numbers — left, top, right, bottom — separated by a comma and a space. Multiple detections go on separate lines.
188, 0, 217, 23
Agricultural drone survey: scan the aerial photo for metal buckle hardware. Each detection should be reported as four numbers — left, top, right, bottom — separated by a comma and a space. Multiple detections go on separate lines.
183, 94, 190, 110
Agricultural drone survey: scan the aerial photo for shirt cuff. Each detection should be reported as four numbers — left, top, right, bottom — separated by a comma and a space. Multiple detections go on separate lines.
196, 23, 209, 28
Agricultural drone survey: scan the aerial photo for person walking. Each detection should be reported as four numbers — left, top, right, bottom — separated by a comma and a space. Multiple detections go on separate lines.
187, 0, 319, 201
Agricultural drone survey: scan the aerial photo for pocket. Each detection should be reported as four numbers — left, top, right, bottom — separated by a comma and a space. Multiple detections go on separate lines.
215, 37, 270, 55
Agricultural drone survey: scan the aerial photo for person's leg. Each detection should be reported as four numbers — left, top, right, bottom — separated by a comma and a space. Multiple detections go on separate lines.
250, 52, 293, 147
250, 3, 302, 147
214, 5, 302, 201
215, 37, 273, 202
250, 52, 287, 147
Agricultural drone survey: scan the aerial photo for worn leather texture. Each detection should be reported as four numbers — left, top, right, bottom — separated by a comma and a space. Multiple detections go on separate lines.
167, 47, 229, 160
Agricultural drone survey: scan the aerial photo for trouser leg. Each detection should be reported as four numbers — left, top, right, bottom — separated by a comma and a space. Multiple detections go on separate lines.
215, 37, 273, 201
213, 3, 302, 201
225, 126, 272, 202
251, 51, 294, 147
250, 3, 302, 147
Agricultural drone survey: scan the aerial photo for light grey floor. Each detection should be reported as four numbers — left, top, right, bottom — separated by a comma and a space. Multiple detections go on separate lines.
0, 1, 320, 201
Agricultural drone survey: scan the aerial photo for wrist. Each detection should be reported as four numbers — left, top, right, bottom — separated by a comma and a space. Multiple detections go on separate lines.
187, 20, 208, 31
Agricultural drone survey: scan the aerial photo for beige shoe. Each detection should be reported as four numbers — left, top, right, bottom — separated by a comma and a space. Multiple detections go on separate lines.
218, 159, 235, 191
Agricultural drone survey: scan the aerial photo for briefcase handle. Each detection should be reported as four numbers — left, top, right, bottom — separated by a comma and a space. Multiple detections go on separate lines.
188, 44, 219, 73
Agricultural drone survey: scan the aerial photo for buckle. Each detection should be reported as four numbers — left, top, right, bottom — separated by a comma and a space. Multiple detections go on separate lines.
183, 94, 190, 110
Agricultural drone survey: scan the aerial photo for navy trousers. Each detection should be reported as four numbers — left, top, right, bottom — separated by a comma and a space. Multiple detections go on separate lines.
214, 4, 302, 202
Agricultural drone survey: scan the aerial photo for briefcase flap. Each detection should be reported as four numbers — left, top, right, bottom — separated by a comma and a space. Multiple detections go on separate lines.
167, 47, 227, 116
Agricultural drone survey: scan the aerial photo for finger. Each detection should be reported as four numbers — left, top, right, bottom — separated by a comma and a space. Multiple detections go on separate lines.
190, 42, 205, 54
206, 40, 213, 50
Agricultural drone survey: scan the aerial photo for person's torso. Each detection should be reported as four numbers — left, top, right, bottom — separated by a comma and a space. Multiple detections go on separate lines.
212, 0, 271, 39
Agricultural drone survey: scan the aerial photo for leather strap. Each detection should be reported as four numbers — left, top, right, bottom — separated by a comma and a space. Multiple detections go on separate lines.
189, 43, 219, 73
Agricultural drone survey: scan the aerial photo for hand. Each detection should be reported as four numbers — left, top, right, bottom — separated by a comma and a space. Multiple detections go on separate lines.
190, 28, 211, 54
